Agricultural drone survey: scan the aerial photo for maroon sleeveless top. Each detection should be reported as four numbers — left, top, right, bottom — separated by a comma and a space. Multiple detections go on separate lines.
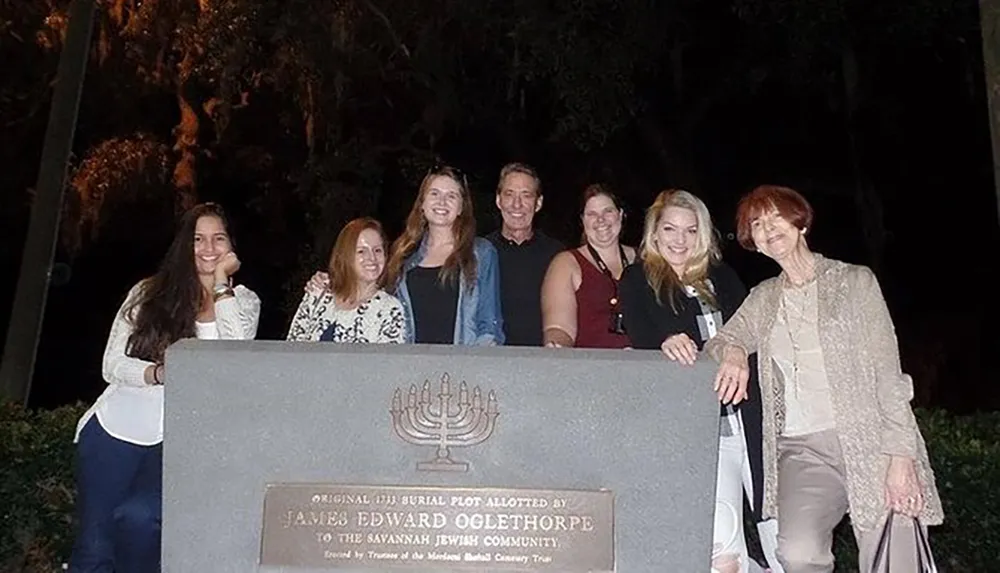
570, 249, 631, 349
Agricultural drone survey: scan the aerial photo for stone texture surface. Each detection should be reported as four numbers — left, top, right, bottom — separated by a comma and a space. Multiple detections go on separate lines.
163, 341, 721, 572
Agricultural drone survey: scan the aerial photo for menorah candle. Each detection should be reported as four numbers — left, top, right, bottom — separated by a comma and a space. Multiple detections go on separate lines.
487, 391, 498, 414
459, 382, 468, 404
391, 390, 401, 411
421, 381, 430, 403
472, 388, 482, 410
408, 387, 417, 408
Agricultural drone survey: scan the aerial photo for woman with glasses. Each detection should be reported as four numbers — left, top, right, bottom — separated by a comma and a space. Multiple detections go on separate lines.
541, 184, 635, 348
384, 164, 504, 345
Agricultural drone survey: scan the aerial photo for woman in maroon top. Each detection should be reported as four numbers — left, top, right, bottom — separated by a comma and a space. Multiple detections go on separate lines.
541, 184, 636, 348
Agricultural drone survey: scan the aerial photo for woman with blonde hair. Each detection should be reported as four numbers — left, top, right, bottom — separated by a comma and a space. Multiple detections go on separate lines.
619, 189, 778, 573
385, 164, 503, 345
291, 217, 405, 343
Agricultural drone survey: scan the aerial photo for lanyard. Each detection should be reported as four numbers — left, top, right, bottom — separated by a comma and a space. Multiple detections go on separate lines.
585, 242, 627, 305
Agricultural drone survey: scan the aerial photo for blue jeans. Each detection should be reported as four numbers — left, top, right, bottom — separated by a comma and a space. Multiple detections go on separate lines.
69, 417, 162, 573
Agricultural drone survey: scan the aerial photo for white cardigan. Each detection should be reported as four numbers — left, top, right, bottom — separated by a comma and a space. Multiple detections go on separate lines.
75, 280, 260, 446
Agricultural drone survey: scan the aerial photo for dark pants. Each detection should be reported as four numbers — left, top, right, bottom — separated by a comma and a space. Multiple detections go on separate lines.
69, 417, 162, 573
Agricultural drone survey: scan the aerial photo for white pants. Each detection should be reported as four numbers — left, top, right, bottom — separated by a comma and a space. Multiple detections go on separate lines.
712, 411, 783, 573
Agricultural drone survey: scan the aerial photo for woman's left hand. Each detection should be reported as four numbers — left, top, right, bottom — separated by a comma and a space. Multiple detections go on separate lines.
885, 455, 923, 517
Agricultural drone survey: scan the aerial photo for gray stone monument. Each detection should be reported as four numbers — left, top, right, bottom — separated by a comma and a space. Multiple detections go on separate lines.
163, 341, 721, 572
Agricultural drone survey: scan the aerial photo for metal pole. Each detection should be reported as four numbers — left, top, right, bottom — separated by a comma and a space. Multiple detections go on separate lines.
0, 0, 97, 405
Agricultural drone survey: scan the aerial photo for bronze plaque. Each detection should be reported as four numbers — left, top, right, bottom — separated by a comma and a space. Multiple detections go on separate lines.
260, 484, 614, 571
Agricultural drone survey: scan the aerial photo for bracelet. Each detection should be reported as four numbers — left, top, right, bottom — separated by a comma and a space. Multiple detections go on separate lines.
213, 282, 234, 301
213, 287, 235, 301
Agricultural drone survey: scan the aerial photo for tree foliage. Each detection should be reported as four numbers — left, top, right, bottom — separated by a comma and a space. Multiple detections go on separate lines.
0, 0, 992, 419
2, 0, 978, 248
4, 0, 696, 260
0, 0, 986, 311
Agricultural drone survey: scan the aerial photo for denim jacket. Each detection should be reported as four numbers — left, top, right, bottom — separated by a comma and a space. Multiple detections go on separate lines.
394, 236, 505, 345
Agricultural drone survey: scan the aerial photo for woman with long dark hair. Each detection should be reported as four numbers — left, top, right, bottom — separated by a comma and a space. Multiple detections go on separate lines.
384, 165, 504, 345
69, 203, 260, 573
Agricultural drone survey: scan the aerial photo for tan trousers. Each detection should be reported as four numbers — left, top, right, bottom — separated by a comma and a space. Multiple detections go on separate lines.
775, 430, 927, 573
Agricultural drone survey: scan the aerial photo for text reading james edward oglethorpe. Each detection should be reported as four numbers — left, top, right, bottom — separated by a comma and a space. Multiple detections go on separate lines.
260, 484, 614, 571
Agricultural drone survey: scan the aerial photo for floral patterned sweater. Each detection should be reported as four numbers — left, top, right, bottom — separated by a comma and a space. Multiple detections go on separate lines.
286, 289, 406, 344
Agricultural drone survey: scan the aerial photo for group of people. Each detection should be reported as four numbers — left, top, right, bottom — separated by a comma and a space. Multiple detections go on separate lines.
69, 163, 942, 573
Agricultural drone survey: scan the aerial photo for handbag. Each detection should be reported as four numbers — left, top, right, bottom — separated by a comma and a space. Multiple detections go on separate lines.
870, 511, 938, 573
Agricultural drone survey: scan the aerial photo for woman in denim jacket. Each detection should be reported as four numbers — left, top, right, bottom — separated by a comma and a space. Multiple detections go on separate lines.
385, 165, 504, 345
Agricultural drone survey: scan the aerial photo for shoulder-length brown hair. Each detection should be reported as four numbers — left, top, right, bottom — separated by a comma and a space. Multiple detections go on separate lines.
386, 165, 477, 290
328, 217, 388, 303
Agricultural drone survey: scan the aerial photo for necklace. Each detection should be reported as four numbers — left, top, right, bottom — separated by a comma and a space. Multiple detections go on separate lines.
780, 283, 813, 386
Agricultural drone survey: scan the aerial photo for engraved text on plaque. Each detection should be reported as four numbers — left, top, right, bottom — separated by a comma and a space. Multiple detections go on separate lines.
260, 484, 614, 571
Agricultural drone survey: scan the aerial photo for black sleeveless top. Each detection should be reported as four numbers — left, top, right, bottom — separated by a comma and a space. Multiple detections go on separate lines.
407, 266, 458, 344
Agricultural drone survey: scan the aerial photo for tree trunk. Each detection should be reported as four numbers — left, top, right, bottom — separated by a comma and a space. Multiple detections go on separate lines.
299, 79, 318, 165
841, 40, 886, 273
0, 0, 96, 405
173, 88, 199, 211
980, 0, 1000, 229
173, 45, 200, 211
636, 114, 698, 190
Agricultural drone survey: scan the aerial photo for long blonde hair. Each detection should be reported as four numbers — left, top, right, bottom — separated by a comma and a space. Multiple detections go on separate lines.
386, 166, 477, 290
639, 189, 721, 312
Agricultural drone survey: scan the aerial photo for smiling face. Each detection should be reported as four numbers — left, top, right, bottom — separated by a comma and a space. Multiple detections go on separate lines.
654, 206, 699, 275
354, 228, 386, 288
496, 172, 542, 235
582, 193, 623, 247
421, 175, 463, 228
193, 215, 232, 276
750, 207, 804, 262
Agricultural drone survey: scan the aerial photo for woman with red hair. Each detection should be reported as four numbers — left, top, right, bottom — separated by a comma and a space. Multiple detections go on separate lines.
704, 185, 942, 572
290, 217, 405, 343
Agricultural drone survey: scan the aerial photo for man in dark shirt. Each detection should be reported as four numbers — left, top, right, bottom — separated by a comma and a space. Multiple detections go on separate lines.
485, 163, 564, 346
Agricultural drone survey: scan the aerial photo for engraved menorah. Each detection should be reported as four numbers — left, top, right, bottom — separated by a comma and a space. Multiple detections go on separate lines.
390, 373, 499, 471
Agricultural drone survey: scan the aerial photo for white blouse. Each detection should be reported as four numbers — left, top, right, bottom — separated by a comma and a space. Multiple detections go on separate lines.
74, 280, 261, 446
286, 289, 406, 344
770, 281, 837, 437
